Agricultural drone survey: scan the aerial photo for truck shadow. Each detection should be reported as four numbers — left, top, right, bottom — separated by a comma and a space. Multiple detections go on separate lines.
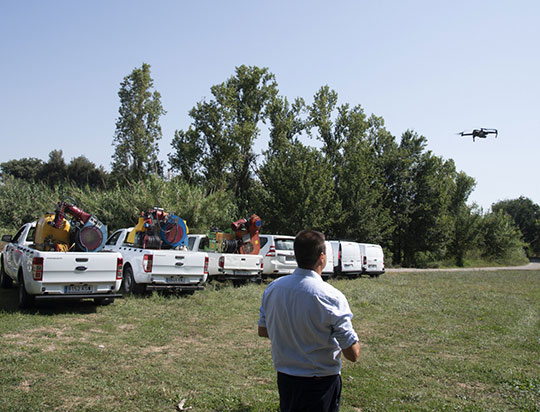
0, 288, 98, 315
0, 288, 18, 312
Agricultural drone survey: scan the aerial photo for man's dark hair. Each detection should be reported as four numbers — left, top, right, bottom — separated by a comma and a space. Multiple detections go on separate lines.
294, 230, 326, 269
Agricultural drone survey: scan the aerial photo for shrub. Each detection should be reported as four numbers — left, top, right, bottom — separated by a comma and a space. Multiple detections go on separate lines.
0, 177, 237, 235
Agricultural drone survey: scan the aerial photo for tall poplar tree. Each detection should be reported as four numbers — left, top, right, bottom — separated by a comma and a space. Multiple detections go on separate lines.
112, 63, 165, 182
256, 95, 337, 234
169, 65, 278, 207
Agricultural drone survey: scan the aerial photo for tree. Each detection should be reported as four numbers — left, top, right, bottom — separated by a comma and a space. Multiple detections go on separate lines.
67, 156, 108, 188
112, 63, 165, 181
381, 131, 419, 265
169, 65, 278, 208
0, 157, 44, 181
383, 131, 456, 266
41, 150, 67, 186
333, 105, 391, 243
406, 153, 454, 263
255, 94, 336, 234
448, 171, 481, 266
168, 128, 204, 184
258, 141, 336, 235
480, 209, 526, 260
365, 114, 400, 256
265, 95, 306, 155
492, 196, 540, 257
307, 86, 342, 168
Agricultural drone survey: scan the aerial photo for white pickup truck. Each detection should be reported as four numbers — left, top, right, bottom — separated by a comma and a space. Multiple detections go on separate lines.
0, 222, 123, 308
103, 228, 209, 294
187, 234, 263, 284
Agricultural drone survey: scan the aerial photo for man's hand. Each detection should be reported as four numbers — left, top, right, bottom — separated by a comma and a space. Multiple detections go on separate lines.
258, 326, 269, 338
342, 341, 360, 362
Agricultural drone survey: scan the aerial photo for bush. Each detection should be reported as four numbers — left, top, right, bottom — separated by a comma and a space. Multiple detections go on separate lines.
0, 177, 237, 235
480, 210, 526, 260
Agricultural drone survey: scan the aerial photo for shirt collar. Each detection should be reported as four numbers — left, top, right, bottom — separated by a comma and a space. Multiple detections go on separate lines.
294, 267, 321, 280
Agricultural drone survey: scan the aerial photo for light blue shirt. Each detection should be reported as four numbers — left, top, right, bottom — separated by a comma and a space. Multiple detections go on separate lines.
258, 268, 358, 377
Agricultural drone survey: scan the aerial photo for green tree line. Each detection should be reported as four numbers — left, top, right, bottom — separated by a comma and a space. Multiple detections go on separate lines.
2, 64, 538, 267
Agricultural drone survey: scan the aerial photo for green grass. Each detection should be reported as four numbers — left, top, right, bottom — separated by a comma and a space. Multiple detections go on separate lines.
1, 271, 539, 412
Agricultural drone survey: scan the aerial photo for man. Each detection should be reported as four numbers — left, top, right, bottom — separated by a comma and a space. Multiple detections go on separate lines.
258, 230, 360, 412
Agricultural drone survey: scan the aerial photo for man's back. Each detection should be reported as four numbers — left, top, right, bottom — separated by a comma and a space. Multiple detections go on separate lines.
259, 268, 358, 377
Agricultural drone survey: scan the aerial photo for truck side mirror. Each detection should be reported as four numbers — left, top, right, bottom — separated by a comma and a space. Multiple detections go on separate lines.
1, 234, 13, 242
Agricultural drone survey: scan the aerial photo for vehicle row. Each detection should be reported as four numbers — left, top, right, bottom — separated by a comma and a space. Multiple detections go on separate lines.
258, 235, 385, 279
0, 224, 384, 309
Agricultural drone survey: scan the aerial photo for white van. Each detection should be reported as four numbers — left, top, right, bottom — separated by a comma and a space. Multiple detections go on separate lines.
358, 243, 385, 277
322, 240, 335, 280
330, 240, 363, 277
259, 234, 296, 277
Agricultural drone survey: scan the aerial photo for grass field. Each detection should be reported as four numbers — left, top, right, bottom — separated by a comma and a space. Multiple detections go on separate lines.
0, 271, 539, 412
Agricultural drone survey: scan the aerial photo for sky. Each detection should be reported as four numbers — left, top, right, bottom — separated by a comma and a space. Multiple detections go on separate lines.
1, 1, 539, 211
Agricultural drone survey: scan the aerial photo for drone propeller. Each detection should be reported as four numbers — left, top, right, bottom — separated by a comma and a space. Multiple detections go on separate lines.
479, 128, 498, 138
484, 128, 498, 137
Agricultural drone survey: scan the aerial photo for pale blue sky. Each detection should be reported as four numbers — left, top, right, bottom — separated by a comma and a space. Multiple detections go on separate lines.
1, 1, 538, 210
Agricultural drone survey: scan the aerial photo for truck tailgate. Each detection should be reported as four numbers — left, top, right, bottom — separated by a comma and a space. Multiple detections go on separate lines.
42, 252, 119, 283
222, 254, 261, 270
152, 251, 206, 275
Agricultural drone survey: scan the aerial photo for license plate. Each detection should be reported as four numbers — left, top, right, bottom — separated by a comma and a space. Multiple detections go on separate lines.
233, 271, 251, 276
166, 277, 184, 283
64, 285, 93, 294
285, 256, 295, 261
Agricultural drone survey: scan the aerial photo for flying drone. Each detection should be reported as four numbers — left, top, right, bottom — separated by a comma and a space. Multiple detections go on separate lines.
457, 128, 498, 142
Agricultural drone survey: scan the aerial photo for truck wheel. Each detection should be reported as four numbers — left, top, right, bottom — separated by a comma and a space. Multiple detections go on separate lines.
94, 297, 114, 306
122, 266, 134, 294
122, 266, 146, 295
18, 274, 34, 309
0, 259, 13, 289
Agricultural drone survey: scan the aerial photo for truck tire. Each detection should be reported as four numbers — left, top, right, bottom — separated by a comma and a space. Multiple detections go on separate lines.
122, 266, 134, 294
18, 273, 34, 309
0, 258, 13, 288
122, 266, 146, 295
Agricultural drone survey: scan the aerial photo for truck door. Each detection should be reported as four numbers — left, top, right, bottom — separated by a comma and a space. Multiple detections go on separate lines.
5, 226, 26, 275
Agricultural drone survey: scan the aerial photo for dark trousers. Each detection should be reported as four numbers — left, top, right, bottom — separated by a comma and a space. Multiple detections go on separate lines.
277, 372, 342, 412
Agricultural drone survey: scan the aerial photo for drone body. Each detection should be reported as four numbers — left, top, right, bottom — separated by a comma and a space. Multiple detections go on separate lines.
457, 128, 498, 142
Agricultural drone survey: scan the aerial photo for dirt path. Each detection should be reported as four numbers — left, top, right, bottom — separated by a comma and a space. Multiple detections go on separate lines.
386, 260, 540, 273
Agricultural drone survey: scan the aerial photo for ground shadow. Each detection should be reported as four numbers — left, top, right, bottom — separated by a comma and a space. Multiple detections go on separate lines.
0, 287, 99, 315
